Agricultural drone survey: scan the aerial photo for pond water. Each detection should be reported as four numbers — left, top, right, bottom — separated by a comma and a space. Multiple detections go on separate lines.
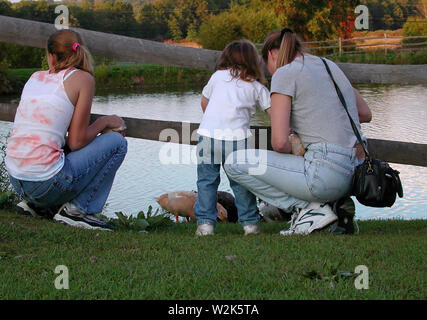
1, 84, 426, 220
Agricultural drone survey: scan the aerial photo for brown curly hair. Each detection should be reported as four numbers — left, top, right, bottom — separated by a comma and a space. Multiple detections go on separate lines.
215, 40, 265, 84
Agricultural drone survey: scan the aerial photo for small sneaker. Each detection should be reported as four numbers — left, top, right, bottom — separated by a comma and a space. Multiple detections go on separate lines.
195, 223, 214, 236
243, 224, 260, 235
53, 202, 113, 231
329, 197, 359, 235
280, 202, 338, 236
16, 200, 58, 219
16, 200, 41, 218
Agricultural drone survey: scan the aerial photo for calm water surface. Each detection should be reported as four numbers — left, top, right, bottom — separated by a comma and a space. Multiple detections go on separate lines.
1, 84, 426, 220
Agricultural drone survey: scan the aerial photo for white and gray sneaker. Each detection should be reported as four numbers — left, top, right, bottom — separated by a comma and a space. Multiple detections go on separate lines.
53, 202, 113, 231
280, 202, 338, 236
195, 223, 214, 236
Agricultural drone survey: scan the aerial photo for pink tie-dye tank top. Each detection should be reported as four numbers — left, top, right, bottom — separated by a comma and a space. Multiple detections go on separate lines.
5, 68, 76, 181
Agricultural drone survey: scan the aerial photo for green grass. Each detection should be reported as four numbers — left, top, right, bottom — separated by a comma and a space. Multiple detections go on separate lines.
5, 64, 212, 95
329, 48, 427, 65
0, 209, 426, 300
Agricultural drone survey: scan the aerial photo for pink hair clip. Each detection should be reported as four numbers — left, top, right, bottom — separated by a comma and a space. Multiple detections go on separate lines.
72, 42, 80, 52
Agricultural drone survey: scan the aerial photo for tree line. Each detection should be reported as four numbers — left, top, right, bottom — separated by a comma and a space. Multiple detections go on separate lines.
0, 0, 424, 44
0, 0, 425, 69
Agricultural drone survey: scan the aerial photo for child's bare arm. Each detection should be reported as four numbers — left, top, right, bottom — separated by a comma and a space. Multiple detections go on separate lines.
201, 96, 209, 113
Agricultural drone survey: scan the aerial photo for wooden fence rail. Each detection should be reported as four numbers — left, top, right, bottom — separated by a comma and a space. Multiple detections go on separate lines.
1, 15, 427, 84
256, 34, 427, 56
306, 35, 427, 56
1, 103, 426, 167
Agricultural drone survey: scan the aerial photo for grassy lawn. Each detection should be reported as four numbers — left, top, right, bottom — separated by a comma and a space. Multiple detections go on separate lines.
329, 48, 427, 65
6, 64, 212, 95
0, 209, 425, 300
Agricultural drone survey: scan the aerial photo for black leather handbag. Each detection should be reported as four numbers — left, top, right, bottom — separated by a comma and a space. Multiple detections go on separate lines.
321, 58, 403, 207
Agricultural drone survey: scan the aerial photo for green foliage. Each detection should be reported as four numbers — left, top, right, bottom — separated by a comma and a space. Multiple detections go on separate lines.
0, 0, 12, 15
0, 42, 45, 69
402, 17, 427, 43
199, 1, 280, 50
358, 0, 421, 30
0, 58, 13, 95
330, 48, 427, 64
0, 191, 15, 210
269, 0, 357, 40
96, 206, 173, 232
5, 64, 212, 94
0, 133, 19, 207
41, 54, 49, 70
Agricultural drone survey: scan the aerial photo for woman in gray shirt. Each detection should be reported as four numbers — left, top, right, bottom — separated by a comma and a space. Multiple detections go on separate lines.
224, 29, 372, 235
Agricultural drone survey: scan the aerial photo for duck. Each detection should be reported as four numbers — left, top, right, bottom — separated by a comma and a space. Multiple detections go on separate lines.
156, 191, 229, 222
289, 133, 306, 156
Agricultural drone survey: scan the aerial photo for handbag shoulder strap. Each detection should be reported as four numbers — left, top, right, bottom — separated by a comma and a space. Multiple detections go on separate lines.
320, 57, 369, 157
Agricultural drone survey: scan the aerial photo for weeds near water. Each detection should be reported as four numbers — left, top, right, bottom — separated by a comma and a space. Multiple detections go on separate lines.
96, 206, 174, 232
0, 133, 19, 209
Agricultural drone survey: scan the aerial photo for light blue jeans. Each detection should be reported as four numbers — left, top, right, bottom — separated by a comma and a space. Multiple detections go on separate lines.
8, 132, 127, 214
194, 136, 260, 227
224, 142, 358, 213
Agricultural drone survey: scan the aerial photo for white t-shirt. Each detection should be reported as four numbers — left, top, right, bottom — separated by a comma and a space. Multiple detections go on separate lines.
197, 69, 270, 141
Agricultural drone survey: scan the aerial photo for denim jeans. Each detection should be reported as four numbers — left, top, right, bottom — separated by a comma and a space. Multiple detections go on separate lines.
9, 132, 127, 214
224, 142, 358, 213
193, 136, 259, 227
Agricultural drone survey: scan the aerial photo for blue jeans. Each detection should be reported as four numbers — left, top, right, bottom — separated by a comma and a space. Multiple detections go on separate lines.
224, 142, 358, 213
193, 136, 259, 227
9, 132, 127, 214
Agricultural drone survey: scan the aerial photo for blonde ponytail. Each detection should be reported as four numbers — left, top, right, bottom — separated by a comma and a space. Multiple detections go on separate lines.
47, 30, 94, 75
262, 28, 306, 68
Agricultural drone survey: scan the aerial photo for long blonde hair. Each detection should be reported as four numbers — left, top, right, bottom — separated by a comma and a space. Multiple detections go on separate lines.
47, 30, 94, 75
262, 28, 306, 69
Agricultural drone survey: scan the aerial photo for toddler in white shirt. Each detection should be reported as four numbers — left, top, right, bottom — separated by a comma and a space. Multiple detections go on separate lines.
194, 40, 271, 236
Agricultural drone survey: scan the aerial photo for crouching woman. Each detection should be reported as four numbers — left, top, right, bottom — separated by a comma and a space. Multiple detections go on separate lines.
5, 30, 127, 231
224, 29, 372, 236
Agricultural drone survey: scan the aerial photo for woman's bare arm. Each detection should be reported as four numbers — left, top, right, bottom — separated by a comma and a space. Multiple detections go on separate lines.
66, 72, 124, 151
354, 88, 372, 123
270, 93, 292, 153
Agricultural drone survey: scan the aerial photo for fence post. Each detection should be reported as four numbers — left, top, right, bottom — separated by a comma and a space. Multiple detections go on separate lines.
339, 37, 342, 56
384, 33, 388, 55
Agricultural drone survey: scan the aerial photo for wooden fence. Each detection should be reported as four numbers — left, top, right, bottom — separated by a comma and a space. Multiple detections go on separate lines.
303, 34, 427, 56
1, 15, 427, 84
1, 103, 426, 168
256, 34, 427, 56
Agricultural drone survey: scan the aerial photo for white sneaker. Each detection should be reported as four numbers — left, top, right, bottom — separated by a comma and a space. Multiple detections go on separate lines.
280, 202, 337, 236
195, 223, 214, 236
243, 224, 260, 235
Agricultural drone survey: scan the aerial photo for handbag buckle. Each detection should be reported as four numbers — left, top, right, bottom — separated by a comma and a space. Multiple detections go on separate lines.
366, 159, 374, 174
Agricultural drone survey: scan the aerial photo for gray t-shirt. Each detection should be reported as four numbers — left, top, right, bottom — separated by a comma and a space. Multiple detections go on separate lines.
270, 54, 364, 148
